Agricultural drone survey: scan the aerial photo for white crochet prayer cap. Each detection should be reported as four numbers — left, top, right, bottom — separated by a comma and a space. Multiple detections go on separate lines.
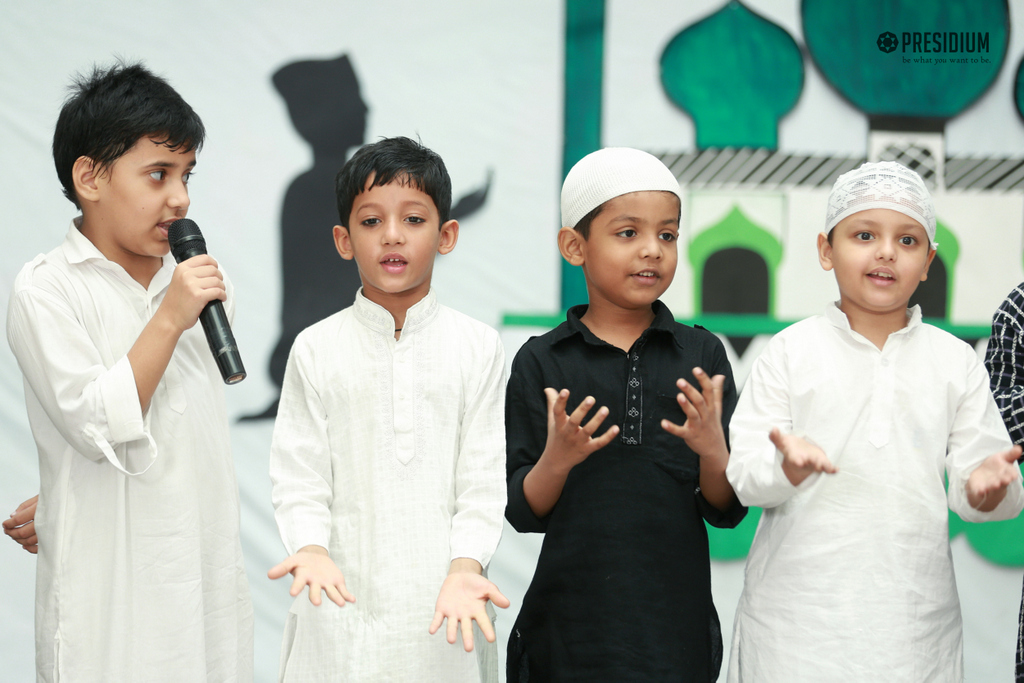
825, 161, 936, 245
561, 148, 683, 229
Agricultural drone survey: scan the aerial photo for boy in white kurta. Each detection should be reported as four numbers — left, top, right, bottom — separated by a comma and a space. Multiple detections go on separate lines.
7, 63, 253, 682
725, 162, 1024, 682
269, 137, 508, 682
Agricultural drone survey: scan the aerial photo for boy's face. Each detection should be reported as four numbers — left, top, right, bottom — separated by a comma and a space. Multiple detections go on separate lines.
80, 137, 195, 269
568, 190, 680, 314
818, 208, 936, 321
333, 177, 457, 311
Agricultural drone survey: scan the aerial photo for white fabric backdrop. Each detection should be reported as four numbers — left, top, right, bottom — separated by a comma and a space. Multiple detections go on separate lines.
1, 2, 1022, 681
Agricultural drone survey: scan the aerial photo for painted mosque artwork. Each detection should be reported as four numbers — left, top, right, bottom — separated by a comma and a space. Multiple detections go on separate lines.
544, 0, 1024, 365
511, 0, 1024, 562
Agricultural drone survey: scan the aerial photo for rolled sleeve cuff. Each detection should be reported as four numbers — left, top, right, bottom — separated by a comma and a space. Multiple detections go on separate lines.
505, 467, 548, 533
697, 489, 747, 528
953, 475, 1024, 523
98, 355, 146, 443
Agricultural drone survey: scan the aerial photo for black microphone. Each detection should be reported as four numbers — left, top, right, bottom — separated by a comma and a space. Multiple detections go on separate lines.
167, 218, 246, 384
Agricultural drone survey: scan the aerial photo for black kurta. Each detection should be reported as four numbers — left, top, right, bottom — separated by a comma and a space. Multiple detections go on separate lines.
505, 302, 745, 683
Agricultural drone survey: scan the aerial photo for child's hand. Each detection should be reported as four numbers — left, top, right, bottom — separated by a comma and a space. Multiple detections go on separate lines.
967, 446, 1023, 512
2, 495, 38, 554
267, 545, 356, 608
770, 427, 837, 487
661, 368, 728, 460
429, 560, 510, 652
542, 388, 619, 470
158, 255, 226, 333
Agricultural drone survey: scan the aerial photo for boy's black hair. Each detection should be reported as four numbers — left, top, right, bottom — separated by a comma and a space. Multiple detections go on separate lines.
335, 136, 452, 228
52, 61, 205, 208
572, 193, 682, 240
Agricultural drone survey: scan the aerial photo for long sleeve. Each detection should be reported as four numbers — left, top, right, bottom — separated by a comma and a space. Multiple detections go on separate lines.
7, 268, 156, 475
726, 335, 818, 508
948, 345, 1024, 522
985, 284, 1024, 446
270, 335, 334, 555
449, 330, 507, 566
504, 345, 550, 533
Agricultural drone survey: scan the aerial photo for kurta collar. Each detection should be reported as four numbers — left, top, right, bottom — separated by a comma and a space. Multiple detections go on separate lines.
62, 218, 175, 292
823, 300, 923, 338
553, 300, 682, 348
353, 287, 439, 336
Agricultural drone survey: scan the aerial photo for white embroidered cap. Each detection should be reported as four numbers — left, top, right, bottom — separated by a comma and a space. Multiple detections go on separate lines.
561, 148, 683, 229
825, 161, 936, 246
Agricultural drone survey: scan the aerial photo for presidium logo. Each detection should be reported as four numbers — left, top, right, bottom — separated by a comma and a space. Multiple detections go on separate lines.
876, 31, 992, 64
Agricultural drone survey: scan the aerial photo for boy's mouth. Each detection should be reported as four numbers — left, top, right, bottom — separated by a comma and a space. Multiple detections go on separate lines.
867, 269, 895, 282
156, 219, 176, 239
633, 270, 659, 283
381, 254, 407, 274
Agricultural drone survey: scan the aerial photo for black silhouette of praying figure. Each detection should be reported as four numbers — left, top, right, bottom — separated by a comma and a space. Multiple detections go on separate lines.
248, 54, 491, 419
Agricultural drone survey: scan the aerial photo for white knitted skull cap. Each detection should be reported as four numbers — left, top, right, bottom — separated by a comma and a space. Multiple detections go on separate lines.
560, 147, 683, 229
825, 161, 936, 245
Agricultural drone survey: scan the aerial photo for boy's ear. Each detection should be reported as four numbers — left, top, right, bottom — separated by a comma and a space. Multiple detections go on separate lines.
437, 219, 459, 255
558, 227, 585, 266
816, 232, 834, 271
919, 247, 937, 281
72, 156, 102, 203
333, 225, 354, 260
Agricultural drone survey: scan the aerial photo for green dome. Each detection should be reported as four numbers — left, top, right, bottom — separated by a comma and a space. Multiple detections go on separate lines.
660, 0, 804, 149
802, 0, 1008, 119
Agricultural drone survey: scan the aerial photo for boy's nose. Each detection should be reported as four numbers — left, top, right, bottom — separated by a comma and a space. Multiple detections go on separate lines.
382, 219, 405, 244
876, 238, 897, 260
638, 235, 662, 258
168, 181, 190, 212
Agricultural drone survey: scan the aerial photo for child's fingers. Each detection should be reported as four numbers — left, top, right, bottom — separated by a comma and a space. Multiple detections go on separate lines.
999, 445, 1023, 465
567, 396, 596, 426
15, 495, 38, 514
308, 582, 323, 606
324, 584, 351, 608
691, 368, 723, 406
5, 522, 35, 541
580, 405, 608, 435
588, 424, 620, 450
485, 585, 511, 609
267, 557, 296, 580
446, 612, 459, 645
428, 611, 444, 635
476, 609, 498, 643
660, 418, 686, 439
461, 616, 475, 652
338, 582, 356, 604
768, 427, 785, 451
544, 388, 569, 419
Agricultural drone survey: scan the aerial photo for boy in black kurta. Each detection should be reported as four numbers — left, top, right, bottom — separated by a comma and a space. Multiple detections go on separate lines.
505, 148, 745, 682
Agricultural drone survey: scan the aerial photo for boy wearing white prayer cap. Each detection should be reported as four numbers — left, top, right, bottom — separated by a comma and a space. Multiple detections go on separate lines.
505, 147, 746, 681
725, 161, 1024, 682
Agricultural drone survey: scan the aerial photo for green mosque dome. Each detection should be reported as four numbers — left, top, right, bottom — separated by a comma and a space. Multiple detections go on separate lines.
802, 0, 1008, 120
660, 0, 803, 149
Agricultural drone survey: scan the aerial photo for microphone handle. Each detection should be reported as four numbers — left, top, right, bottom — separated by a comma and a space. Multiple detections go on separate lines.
198, 299, 246, 384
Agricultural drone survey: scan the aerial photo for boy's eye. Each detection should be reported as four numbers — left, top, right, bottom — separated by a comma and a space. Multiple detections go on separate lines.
361, 217, 381, 227
659, 232, 677, 242
899, 235, 917, 246
406, 216, 425, 224
855, 231, 873, 241
617, 229, 637, 238
183, 171, 193, 185
149, 170, 165, 181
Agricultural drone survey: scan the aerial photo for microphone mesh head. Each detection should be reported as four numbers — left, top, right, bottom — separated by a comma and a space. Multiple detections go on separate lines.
168, 218, 208, 261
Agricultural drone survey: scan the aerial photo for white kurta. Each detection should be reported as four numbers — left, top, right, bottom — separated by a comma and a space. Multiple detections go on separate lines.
726, 303, 1024, 683
270, 289, 506, 683
6, 222, 253, 682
